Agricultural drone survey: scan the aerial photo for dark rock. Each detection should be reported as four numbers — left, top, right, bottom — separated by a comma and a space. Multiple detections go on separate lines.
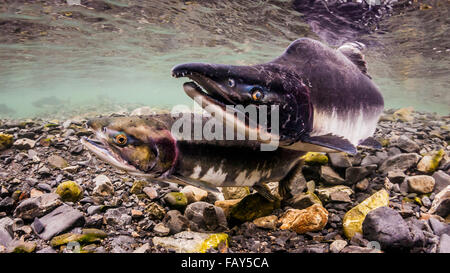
387, 170, 406, 184
406, 219, 425, 247
379, 153, 420, 173
32, 217, 44, 234
328, 153, 352, 168
14, 193, 61, 220
32, 204, 85, 240
432, 171, 450, 193
320, 165, 345, 185
396, 135, 420, 153
429, 218, 450, 236
362, 206, 414, 250
163, 210, 190, 234
184, 202, 227, 232
345, 165, 377, 185
361, 155, 381, 166
0, 197, 15, 213
110, 235, 136, 253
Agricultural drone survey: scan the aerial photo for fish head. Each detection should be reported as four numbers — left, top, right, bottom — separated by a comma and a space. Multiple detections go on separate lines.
171, 61, 313, 143
81, 116, 177, 177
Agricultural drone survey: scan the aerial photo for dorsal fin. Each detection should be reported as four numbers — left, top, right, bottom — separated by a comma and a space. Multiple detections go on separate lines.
337, 42, 370, 78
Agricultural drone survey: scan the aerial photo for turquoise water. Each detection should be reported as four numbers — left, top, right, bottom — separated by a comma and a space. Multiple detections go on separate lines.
0, 0, 448, 118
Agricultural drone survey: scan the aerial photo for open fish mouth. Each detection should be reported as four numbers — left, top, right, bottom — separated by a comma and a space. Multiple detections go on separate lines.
172, 71, 278, 144
80, 135, 139, 173
172, 70, 236, 107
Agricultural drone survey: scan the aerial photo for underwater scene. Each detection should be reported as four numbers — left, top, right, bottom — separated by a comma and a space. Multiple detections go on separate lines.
0, 0, 449, 256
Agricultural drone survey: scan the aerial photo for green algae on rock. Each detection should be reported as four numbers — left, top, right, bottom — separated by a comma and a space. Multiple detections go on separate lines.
342, 189, 390, 239
55, 181, 83, 202
303, 152, 329, 165
130, 180, 148, 195
163, 192, 188, 211
0, 133, 13, 151
221, 186, 250, 200
50, 229, 107, 247
417, 149, 445, 173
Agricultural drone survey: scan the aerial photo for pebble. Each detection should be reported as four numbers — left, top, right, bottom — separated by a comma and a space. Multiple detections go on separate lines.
407, 175, 435, 194
329, 239, 347, 253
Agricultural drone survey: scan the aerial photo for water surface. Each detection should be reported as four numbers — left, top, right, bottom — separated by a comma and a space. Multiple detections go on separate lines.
0, 0, 448, 119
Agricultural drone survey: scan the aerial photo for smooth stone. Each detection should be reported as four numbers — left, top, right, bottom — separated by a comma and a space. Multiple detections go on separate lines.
181, 186, 208, 203
417, 149, 445, 173
407, 175, 435, 194
32, 204, 85, 240
133, 243, 150, 253
362, 206, 413, 249
184, 202, 227, 232
379, 153, 420, 174
163, 192, 188, 211
361, 155, 381, 166
163, 210, 190, 234
47, 155, 69, 169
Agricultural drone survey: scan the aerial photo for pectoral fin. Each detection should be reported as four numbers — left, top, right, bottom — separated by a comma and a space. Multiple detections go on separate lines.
282, 134, 357, 155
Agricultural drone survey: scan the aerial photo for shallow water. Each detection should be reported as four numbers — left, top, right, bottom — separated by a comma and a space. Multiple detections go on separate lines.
0, 0, 448, 119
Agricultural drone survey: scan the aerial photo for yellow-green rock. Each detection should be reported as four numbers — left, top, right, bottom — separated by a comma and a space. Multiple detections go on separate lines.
50, 229, 107, 247
230, 193, 280, 222
9, 241, 36, 253
198, 233, 229, 253
393, 107, 414, 122
55, 181, 83, 202
221, 186, 250, 200
303, 152, 328, 165
0, 133, 13, 151
163, 192, 188, 210
152, 231, 228, 253
343, 189, 390, 239
130, 180, 148, 195
417, 149, 445, 173
146, 202, 166, 220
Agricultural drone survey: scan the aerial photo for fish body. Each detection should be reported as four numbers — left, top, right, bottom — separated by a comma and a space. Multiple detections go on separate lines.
172, 38, 384, 154
82, 114, 305, 192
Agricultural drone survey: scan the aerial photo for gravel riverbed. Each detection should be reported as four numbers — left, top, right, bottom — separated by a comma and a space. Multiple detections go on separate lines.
0, 107, 449, 253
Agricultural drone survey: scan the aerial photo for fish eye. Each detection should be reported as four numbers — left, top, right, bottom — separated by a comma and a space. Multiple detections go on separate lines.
228, 78, 235, 87
251, 88, 263, 101
114, 133, 127, 145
